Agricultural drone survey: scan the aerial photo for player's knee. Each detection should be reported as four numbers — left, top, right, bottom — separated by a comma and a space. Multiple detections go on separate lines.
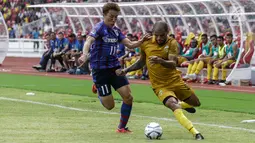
105, 104, 115, 110
163, 97, 179, 111
193, 99, 201, 107
195, 100, 201, 107
123, 94, 133, 105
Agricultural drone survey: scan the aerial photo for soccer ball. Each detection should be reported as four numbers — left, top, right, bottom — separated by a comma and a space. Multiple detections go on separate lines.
144, 122, 163, 140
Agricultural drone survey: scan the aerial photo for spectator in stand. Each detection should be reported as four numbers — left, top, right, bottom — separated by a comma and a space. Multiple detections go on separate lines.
63, 33, 77, 72
50, 31, 68, 72
207, 36, 226, 84
32, 32, 52, 71
9, 27, 16, 38
212, 33, 239, 84
32, 27, 40, 52
185, 34, 213, 82
178, 39, 199, 79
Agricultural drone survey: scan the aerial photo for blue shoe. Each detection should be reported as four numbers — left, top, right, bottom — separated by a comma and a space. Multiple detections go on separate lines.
75, 68, 82, 75
68, 68, 76, 74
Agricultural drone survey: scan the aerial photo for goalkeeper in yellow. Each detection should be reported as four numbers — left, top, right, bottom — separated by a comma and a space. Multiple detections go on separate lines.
116, 21, 204, 140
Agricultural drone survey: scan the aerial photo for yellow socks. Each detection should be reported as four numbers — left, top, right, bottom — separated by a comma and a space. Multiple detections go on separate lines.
195, 61, 204, 75
212, 66, 219, 80
180, 101, 193, 109
187, 63, 193, 75
207, 64, 212, 80
174, 109, 199, 135
190, 62, 198, 74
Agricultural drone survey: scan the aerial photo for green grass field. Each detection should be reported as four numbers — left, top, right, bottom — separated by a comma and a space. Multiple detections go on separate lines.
0, 73, 255, 143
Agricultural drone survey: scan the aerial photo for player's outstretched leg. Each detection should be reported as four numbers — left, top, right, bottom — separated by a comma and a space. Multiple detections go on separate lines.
95, 84, 115, 110
92, 83, 97, 94
116, 85, 133, 133
164, 96, 204, 140
179, 101, 196, 113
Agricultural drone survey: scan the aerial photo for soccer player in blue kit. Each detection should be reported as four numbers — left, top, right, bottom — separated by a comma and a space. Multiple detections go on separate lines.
81, 3, 150, 133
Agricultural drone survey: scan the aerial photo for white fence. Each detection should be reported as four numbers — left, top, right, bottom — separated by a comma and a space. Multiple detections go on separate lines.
7, 39, 46, 58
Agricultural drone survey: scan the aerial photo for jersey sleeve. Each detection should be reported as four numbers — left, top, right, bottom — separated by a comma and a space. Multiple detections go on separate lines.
140, 41, 147, 52
89, 23, 103, 39
118, 29, 126, 42
168, 39, 178, 56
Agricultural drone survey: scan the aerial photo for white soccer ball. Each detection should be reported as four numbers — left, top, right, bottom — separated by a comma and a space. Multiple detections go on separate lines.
144, 122, 163, 140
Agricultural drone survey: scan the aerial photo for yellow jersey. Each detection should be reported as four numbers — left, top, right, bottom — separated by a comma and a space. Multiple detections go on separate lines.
140, 37, 182, 89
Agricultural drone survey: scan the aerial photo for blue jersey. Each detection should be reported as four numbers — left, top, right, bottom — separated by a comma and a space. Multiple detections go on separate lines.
89, 21, 126, 69
117, 43, 125, 58
68, 39, 76, 50
50, 39, 58, 53
56, 38, 69, 51
75, 40, 84, 52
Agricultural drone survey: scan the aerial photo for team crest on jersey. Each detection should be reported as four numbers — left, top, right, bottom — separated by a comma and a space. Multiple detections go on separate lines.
113, 29, 119, 36
164, 45, 169, 52
158, 89, 163, 96
91, 29, 97, 35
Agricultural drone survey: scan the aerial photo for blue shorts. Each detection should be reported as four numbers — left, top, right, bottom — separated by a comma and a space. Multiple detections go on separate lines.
92, 68, 129, 97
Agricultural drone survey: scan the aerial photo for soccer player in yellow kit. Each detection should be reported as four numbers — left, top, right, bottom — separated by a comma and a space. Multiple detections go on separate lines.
116, 21, 204, 140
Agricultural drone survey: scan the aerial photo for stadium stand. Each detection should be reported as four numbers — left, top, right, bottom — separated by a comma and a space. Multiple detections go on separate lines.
3, 0, 255, 85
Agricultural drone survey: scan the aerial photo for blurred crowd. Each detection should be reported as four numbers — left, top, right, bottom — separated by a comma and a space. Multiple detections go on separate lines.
1, 0, 255, 40
1, 0, 254, 83
32, 29, 255, 84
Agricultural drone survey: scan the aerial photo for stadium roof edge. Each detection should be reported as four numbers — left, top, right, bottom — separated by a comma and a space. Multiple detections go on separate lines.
28, 0, 213, 8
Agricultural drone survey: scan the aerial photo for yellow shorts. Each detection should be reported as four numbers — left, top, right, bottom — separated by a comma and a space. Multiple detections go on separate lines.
222, 60, 235, 67
177, 56, 188, 66
201, 57, 211, 63
153, 83, 195, 102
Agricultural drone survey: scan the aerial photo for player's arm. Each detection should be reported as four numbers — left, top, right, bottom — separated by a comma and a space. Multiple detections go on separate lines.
183, 48, 198, 60
207, 43, 213, 57
123, 50, 146, 73
149, 40, 178, 69
60, 39, 70, 54
152, 54, 177, 69
228, 44, 238, 60
81, 36, 95, 62
121, 33, 151, 49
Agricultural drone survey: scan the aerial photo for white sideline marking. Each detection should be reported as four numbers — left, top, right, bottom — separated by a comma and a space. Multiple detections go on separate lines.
1, 96, 255, 133
241, 120, 255, 123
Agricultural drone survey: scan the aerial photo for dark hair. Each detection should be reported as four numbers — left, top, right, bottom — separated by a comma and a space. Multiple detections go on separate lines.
58, 32, 64, 35
82, 34, 87, 38
202, 33, 208, 38
217, 36, 224, 41
133, 35, 138, 40
191, 39, 198, 44
152, 21, 168, 33
127, 33, 133, 37
226, 33, 233, 37
102, 3, 120, 15
210, 34, 217, 39
68, 33, 76, 38
169, 34, 175, 38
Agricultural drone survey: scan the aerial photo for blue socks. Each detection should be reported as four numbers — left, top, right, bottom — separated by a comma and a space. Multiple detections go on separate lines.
118, 102, 132, 129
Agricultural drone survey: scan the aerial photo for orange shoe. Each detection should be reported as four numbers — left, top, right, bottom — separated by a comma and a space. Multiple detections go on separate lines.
116, 127, 132, 133
92, 84, 97, 94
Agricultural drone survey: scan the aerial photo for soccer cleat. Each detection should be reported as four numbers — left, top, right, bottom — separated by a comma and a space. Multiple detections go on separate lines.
182, 75, 189, 81
116, 127, 132, 133
195, 133, 204, 140
184, 107, 196, 113
92, 84, 97, 94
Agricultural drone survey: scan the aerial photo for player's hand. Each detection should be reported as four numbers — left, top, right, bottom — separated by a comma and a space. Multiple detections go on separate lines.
141, 33, 152, 42
115, 69, 127, 76
215, 62, 222, 68
149, 56, 163, 65
79, 53, 88, 63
